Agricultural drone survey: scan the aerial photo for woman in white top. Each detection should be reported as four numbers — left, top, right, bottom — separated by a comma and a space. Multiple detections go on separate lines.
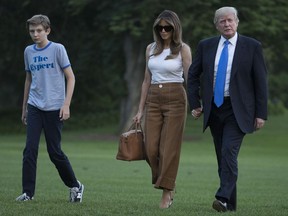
133, 10, 192, 209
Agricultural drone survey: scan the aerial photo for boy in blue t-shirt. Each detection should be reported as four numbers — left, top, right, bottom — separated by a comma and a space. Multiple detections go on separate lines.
16, 14, 84, 202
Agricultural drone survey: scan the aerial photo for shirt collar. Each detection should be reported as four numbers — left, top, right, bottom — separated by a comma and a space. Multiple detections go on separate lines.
220, 33, 238, 46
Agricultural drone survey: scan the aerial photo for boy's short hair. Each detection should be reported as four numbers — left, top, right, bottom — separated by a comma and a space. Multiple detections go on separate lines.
26, 14, 50, 31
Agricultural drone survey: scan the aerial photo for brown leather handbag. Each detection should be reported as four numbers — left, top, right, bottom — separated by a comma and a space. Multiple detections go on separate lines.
116, 123, 146, 161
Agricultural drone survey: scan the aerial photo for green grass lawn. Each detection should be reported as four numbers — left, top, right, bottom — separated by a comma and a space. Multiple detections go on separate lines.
0, 113, 287, 216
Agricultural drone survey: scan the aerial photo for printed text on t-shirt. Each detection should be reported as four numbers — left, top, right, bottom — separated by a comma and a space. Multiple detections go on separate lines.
30, 55, 54, 71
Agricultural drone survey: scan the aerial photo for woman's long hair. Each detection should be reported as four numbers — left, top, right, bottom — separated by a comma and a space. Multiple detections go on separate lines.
152, 10, 183, 59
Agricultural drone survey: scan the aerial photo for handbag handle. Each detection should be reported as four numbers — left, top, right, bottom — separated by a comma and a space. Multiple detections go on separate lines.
128, 122, 143, 133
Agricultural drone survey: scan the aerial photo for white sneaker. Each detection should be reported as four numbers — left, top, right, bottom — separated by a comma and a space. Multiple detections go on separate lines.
69, 181, 84, 203
212, 199, 228, 212
16, 193, 33, 201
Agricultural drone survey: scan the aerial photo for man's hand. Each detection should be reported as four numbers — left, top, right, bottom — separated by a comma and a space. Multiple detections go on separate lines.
254, 118, 265, 130
191, 107, 203, 120
59, 104, 70, 121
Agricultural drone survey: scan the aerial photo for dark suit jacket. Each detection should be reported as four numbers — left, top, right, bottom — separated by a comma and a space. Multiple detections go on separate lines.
187, 34, 268, 133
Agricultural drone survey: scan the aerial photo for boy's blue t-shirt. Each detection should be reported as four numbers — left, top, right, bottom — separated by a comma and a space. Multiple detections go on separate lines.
24, 41, 71, 111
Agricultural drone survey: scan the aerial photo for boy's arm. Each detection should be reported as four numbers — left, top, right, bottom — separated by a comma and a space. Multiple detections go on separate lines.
60, 66, 75, 121
22, 72, 32, 125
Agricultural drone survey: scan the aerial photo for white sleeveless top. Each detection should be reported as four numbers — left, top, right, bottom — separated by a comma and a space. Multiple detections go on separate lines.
148, 47, 184, 84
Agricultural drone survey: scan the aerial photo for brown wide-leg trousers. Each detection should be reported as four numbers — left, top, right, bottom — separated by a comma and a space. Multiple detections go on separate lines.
145, 83, 187, 190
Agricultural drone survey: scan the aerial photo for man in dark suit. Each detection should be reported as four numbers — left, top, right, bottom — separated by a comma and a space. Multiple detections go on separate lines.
187, 6, 268, 212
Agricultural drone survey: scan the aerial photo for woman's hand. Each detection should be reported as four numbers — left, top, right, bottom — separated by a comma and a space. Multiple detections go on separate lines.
133, 111, 143, 124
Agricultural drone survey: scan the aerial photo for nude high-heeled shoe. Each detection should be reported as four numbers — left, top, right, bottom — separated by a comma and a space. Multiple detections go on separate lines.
159, 189, 173, 209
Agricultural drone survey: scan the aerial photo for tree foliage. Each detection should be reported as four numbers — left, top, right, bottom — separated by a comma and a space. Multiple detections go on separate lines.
0, 0, 287, 132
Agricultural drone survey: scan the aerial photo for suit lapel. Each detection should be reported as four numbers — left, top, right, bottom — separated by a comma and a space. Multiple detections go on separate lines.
231, 35, 244, 80
208, 37, 220, 83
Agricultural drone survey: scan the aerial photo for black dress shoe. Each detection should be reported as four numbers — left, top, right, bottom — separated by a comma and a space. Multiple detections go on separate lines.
227, 203, 236, 211
212, 200, 228, 212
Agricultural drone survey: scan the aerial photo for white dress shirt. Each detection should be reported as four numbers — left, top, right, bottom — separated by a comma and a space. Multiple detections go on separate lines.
214, 33, 238, 97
